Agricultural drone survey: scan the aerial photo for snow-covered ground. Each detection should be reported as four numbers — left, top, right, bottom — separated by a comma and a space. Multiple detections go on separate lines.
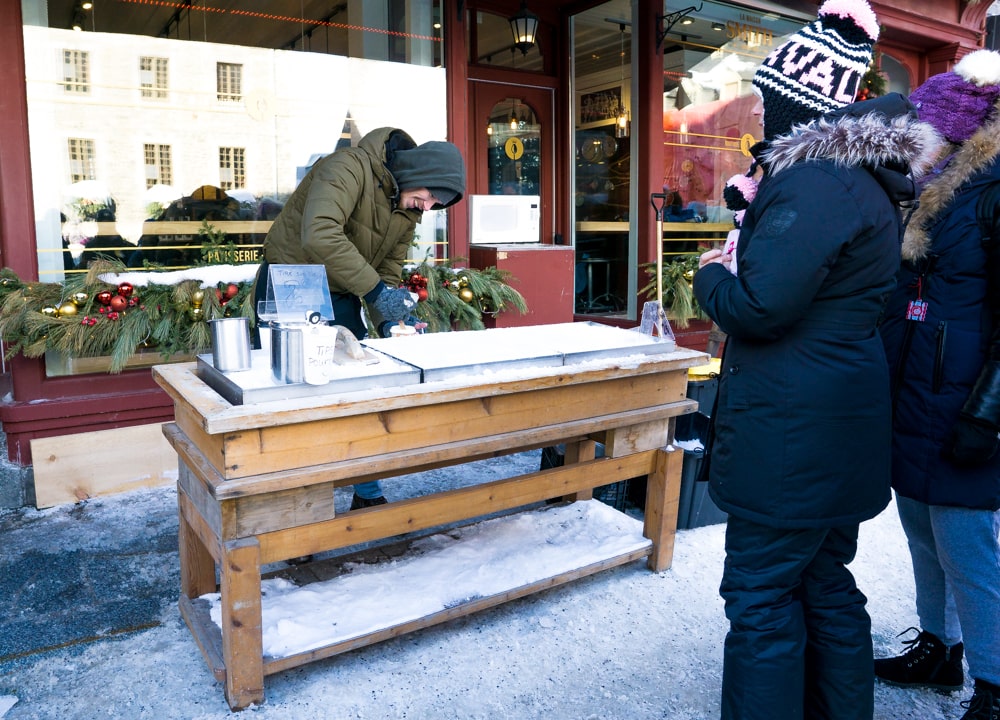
0, 450, 977, 719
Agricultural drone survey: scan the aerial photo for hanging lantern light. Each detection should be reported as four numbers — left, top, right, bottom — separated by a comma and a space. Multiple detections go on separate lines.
509, 1, 539, 56
615, 23, 630, 138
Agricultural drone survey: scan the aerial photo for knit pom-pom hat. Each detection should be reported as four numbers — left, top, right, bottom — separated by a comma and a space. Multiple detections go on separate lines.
723, 173, 759, 227
752, 0, 879, 140
909, 49, 1000, 144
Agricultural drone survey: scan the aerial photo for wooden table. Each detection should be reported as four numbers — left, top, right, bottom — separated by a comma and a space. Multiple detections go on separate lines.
154, 342, 706, 710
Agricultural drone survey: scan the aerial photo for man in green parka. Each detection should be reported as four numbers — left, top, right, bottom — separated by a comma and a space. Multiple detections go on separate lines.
255, 127, 465, 509
259, 126, 465, 341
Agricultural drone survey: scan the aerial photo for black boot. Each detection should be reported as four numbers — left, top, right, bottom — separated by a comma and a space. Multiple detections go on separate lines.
350, 493, 388, 510
961, 679, 1000, 720
874, 627, 964, 692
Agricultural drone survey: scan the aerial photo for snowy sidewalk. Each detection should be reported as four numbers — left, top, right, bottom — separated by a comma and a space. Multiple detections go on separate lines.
0, 450, 975, 719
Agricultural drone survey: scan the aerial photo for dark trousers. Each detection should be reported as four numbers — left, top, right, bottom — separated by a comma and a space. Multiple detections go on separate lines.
720, 516, 873, 720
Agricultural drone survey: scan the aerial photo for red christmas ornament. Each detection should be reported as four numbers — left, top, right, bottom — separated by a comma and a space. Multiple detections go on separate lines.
417, 288, 428, 302
117, 282, 134, 298
109, 295, 128, 312
224, 283, 239, 300
96, 290, 113, 306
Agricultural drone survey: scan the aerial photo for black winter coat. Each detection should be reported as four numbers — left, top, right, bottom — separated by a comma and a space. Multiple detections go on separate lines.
693, 95, 941, 529
880, 96, 1000, 512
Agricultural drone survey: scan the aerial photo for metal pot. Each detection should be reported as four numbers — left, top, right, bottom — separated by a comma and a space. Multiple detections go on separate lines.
208, 317, 252, 373
270, 323, 305, 384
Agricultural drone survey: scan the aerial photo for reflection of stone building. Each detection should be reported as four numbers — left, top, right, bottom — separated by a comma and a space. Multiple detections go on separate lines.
24, 26, 445, 279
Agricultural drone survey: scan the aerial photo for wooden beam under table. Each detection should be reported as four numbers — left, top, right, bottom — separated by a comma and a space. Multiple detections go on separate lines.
254, 450, 660, 564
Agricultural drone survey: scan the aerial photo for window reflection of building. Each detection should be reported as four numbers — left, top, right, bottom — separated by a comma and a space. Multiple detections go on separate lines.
571, 0, 809, 317
24, 2, 447, 302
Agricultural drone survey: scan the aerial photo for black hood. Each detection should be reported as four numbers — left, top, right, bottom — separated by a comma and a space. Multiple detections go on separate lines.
388, 140, 467, 209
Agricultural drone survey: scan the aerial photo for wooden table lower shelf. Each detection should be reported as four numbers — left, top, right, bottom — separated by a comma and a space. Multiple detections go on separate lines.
177, 498, 654, 681
154, 344, 705, 710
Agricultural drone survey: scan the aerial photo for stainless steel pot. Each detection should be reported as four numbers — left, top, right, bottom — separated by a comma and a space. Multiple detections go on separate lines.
270, 323, 305, 384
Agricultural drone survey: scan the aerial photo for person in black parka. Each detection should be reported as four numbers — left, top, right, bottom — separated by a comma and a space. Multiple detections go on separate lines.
874, 50, 1000, 720
691, 2, 942, 718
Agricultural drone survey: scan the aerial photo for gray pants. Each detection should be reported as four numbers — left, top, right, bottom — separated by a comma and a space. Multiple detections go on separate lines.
896, 494, 1000, 686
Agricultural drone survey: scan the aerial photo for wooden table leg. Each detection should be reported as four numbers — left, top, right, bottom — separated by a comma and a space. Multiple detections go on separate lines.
220, 536, 265, 711
178, 489, 216, 599
564, 438, 597, 502
644, 446, 683, 572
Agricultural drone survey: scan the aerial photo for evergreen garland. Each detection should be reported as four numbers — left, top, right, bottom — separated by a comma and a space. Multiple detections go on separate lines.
0, 253, 528, 373
388, 256, 528, 333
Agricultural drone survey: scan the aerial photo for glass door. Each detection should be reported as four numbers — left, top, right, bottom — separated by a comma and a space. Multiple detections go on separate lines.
470, 82, 554, 241
571, 0, 633, 318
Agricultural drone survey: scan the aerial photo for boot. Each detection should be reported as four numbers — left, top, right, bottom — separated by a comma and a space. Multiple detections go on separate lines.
350, 493, 388, 511
961, 679, 1000, 720
874, 627, 964, 692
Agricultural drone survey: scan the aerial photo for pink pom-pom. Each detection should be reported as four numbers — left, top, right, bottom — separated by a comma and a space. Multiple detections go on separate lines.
818, 0, 879, 43
727, 174, 758, 203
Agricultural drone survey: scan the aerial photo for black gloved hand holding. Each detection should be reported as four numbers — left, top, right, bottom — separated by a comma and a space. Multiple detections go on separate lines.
943, 413, 1000, 466
369, 283, 416, 324
379, 315, 425, 338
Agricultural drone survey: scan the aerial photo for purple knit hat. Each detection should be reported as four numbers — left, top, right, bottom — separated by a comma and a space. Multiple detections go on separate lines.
910, 50, 1000, 144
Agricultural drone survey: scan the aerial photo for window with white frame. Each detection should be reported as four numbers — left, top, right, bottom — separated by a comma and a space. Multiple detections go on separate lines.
67, 138, 96, 182
139, 56, 168, 99
62, 49, 89, 93
218, 147, 245, 190
143, 143, 172, 187
216, 62, 242, 101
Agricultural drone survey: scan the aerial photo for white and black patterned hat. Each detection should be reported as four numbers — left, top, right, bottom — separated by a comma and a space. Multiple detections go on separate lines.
752, 0, 879, 140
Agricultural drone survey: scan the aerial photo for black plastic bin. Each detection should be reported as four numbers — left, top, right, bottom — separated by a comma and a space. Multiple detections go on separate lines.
686, 375, 719, 417
674, 411, 728, 529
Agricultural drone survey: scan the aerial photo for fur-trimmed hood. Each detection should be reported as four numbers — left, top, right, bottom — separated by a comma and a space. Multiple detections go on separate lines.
758, 93, 942, 206
902, 94, 1000, 261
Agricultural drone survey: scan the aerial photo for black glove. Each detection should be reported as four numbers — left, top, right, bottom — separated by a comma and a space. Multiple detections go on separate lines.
370, 284, 416, 324
943, 413, 1000, 466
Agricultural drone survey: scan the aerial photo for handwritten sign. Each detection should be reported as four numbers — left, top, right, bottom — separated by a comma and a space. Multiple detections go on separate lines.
263, 264, 335, 322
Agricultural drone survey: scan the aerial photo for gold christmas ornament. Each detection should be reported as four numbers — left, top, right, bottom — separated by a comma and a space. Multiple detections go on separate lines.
40, 306, 58, 317
57, 303, 78, 317
191, 289, 205, 307
71, 292, 89, 306
187, 306, 204, 321
459, 287, 475, 303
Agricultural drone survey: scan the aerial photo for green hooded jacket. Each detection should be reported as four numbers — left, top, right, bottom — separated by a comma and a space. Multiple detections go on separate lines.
262, 127, 464, 302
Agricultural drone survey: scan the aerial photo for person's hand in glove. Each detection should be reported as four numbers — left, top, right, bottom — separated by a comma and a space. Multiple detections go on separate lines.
943, 413, 1000, 466
366, 281, 416, 324
379, 315, 428, 338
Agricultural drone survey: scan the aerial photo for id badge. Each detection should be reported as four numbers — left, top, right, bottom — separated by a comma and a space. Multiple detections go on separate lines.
906, 299, 928, 322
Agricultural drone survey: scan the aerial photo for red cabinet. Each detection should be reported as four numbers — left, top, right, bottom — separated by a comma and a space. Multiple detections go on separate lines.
469, 244, 575, 328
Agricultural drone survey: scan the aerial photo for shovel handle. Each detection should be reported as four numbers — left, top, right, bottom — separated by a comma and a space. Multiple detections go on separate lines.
650, 193, 668, 222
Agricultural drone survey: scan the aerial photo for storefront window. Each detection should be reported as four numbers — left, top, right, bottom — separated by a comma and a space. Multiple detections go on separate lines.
570, 0, 810, 319
572, 0, 634, 317
661, 2, 807, 252
22, 1, 447, 374
22, 0, 446, 375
